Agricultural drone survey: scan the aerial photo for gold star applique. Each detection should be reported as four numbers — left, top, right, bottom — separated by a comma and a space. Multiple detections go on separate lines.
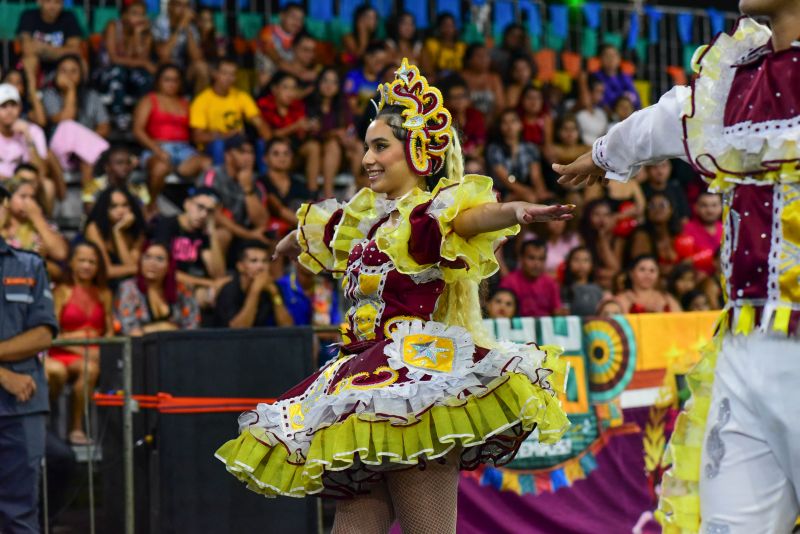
410, 340, 448, 365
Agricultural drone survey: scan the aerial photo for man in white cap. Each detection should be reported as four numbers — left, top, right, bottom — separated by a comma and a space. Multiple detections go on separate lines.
0, 84, 47, 180
0, 83, 55, 212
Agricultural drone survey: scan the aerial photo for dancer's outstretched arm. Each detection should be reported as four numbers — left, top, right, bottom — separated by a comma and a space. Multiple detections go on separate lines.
275, 203, 575, 254
554, 85, 691, 187
453, 202, 574, 239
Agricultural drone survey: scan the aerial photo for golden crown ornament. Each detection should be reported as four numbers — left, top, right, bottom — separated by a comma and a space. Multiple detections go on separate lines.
374, 58, 454, 176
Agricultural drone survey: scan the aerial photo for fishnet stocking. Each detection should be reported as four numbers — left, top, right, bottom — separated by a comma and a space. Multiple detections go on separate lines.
385, 455, 459, 534
331, 480, 394, 534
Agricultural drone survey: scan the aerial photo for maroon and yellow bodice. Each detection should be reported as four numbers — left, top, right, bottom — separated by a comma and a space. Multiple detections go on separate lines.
295, 174, 518, 343
681, 19, 800, 335
342, 236, 445, 343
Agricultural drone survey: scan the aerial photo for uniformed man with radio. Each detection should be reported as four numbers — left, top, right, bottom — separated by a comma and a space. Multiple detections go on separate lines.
0, 181, 58, 534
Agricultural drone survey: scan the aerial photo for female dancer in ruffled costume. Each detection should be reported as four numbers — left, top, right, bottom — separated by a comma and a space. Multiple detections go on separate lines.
555, 1, 800, 531
216, 59, 574, 533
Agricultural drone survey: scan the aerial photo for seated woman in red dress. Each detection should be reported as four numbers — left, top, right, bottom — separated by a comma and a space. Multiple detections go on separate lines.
48, 241, 114, 444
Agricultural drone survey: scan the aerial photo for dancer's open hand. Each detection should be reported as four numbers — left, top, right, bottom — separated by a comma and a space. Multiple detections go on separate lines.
553, 152, 608, 188
273, 230, 301, 261
514, 203, 575, 225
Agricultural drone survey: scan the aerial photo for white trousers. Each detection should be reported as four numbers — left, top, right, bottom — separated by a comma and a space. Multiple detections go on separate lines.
700, 332, 800, 534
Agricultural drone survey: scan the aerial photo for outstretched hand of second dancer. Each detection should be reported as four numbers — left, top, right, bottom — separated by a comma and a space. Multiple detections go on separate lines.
553, 151, 608, 188
273, 229, 301, 261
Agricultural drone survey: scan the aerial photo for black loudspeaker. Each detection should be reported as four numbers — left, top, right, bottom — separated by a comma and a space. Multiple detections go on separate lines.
99, 327, 319, 534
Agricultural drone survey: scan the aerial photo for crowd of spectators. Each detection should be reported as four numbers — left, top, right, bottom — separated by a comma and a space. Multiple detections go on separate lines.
0, 0, 725, 443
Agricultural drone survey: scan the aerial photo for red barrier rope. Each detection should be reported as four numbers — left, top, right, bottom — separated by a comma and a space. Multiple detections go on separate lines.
93, 392, 277, 413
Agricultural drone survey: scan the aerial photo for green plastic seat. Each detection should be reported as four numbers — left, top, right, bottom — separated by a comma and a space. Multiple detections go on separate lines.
327, 19, 350, 48
213, 11, 227, 37
0, 3, 36, 40
92, 6, 120, 35
601, 31, 623, 50
236, 12, 263, 40
461, 22, 483, 45
66, 7, 88, 36
304, 18, 328, 41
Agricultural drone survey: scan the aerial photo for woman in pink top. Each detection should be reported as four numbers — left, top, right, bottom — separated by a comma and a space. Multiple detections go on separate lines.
133, 64, 211, 200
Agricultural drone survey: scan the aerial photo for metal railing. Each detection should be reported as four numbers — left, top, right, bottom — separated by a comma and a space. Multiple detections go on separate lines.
47, 327, 338, 534
46, 336, 134, 534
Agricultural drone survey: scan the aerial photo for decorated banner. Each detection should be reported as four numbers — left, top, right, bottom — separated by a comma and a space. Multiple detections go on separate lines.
455, 311, 719, 532
482, 315, 638, 476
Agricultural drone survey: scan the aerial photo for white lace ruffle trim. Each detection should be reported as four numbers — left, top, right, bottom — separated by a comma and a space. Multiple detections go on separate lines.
684, 18, 780, 175
238, 320, 554, 459
721, 116, 800, 154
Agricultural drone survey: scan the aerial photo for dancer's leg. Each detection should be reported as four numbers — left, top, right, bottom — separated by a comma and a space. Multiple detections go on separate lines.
331, 480, 394, 534
386, 454, 459, 534
699, 334, 799, 533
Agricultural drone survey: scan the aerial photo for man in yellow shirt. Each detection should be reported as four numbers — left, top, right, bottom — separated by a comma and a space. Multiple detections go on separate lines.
190, 58, 272, 164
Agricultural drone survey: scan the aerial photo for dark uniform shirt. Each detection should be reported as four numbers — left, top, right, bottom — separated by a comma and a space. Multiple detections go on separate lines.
0, 237, 58, 417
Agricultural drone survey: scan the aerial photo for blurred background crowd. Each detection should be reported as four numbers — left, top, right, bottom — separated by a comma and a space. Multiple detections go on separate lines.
0, 0, 725, 446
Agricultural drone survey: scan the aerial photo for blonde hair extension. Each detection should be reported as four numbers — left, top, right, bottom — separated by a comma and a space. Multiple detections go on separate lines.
431, 135, 496, 348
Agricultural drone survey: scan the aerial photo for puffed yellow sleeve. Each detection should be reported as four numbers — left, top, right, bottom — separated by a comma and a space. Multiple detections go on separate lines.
295, 198, 345, 274
376, 174, 519, 283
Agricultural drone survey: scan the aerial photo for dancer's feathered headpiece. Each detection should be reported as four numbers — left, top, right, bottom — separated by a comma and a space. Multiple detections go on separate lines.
373, 58, 453, 176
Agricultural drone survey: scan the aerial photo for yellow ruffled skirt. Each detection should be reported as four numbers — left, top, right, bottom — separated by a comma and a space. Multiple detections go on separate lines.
215, 337, 569, 499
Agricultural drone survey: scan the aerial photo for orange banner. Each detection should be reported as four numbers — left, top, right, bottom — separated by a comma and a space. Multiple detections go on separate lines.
627, 311, 720, 371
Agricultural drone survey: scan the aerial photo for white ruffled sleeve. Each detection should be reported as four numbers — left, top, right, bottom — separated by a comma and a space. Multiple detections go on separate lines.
592, 85, 691, 182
